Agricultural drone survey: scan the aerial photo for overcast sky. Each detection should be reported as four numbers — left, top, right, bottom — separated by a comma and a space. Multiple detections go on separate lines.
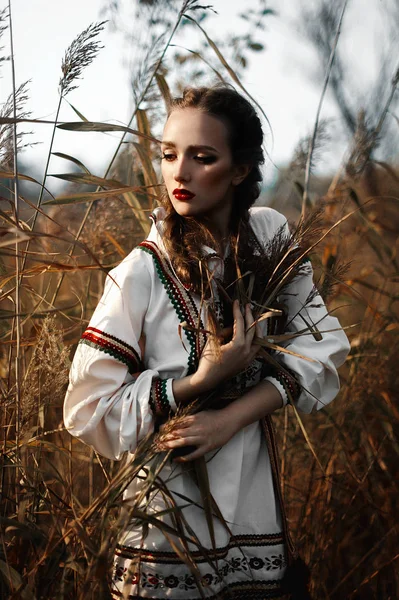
0, 0, 396, 194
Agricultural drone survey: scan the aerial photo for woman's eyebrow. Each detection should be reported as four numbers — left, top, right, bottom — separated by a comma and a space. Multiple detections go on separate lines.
161, 141, 219, 153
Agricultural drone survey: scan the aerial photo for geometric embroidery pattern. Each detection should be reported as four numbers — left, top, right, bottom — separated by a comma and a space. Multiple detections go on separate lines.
112, 552, 286, 598
271, 367, 302, 404
80, 326, 142, 374
149, 377, 171, 417
116, 532, 285, 564
138, 241, 207, 375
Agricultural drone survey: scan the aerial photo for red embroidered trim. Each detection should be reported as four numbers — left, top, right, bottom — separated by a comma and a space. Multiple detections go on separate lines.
80, 326, 142, 374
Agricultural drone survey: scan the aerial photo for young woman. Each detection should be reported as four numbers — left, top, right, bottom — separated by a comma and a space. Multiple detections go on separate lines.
64, 86, 350, 599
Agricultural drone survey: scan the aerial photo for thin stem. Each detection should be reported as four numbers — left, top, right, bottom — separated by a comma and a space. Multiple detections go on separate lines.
36, 94, 63, 210
8, 0, 21, 509
89, 447, 94, 505
22, 95, 63, 257
302, 0, 349, 219
373, 62, 399, 140
50, 0, 191, 307
18, 94, 63, 321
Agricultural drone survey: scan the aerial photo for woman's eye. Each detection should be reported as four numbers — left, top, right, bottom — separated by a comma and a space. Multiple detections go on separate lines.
195, 155, 216, 164
162, 153, 175, 161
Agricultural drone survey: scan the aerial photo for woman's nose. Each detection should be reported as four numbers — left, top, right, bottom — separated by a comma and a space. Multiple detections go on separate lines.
174, 158, 190, 183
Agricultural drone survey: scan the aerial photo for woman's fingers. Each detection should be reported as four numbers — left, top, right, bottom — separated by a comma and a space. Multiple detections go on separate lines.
163, 435, 198, 448
233, 301, 256, 340
228, 302, 260, 365
232, 299, 244, 341
195, 301, 261, 386
255, 318, 262, 338
160, 410, 234, 462
173, 417, 195, 429
245, 303, 256, 345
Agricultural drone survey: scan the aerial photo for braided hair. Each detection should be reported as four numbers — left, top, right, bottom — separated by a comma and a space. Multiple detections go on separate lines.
161, 85, 266, 309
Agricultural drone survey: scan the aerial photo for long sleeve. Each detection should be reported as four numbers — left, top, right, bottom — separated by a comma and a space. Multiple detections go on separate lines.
251, 207, 350, 414
265, 256, 350, 413
64, 250, 164, 460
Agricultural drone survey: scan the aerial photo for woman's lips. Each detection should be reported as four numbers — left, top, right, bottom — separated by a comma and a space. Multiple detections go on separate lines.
173, 188, 195, 200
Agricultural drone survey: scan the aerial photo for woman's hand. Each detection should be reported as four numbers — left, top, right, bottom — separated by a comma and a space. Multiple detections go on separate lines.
192, 300, 260, 394
159, 410, 238, 462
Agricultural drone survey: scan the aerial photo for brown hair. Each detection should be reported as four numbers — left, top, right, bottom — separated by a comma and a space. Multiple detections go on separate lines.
160, 85, 266, 327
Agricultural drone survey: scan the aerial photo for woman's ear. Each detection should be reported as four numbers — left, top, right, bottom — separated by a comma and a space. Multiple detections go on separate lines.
232, 164, 252, 186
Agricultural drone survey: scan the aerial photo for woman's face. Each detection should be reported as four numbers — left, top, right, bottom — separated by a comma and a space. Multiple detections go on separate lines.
161, 108, 245, 230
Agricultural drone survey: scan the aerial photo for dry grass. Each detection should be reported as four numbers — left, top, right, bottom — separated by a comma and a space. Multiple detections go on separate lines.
0, 1, 398, 598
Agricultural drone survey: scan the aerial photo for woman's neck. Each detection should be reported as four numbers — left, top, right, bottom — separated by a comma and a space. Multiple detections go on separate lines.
197, 219, 229, 256
201, 194, 233, 244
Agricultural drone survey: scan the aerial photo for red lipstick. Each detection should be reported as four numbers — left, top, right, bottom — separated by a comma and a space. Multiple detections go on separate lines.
173, 188, 195, 200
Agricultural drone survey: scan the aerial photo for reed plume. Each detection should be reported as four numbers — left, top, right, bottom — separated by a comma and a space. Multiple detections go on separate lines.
59, 21, 107, 97
0, 81, 32, 170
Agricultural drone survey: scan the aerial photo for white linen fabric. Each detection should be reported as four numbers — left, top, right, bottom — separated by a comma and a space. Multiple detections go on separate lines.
63, 206, 350, 599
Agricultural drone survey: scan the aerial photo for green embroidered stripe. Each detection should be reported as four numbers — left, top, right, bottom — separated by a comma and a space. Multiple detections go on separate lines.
138, 242, 205, 375
160, 378, 168, 406
79, 338, 139, 374
149, 377, 171, 417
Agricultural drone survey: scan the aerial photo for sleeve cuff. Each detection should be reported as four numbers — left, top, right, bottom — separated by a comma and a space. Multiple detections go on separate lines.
265, 376, 289, 407
149, 377, 176, 417
265, 368, 302, 407
165, 378, 177, 413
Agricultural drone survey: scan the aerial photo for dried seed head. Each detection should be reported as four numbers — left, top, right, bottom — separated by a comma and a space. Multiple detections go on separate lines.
59, 21, 107, 97
20, 316, 70, 435
0, 81, 33, 170
290, 120, 330, 176
0, 7, 9, 75
346, 110, 378, 178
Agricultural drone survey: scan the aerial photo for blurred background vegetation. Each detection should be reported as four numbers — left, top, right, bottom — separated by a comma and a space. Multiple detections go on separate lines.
0, 0, 398, 598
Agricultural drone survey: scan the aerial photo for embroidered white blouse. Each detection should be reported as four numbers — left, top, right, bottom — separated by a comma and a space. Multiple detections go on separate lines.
64, 206, 350, 461
63, 206, 350, 598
